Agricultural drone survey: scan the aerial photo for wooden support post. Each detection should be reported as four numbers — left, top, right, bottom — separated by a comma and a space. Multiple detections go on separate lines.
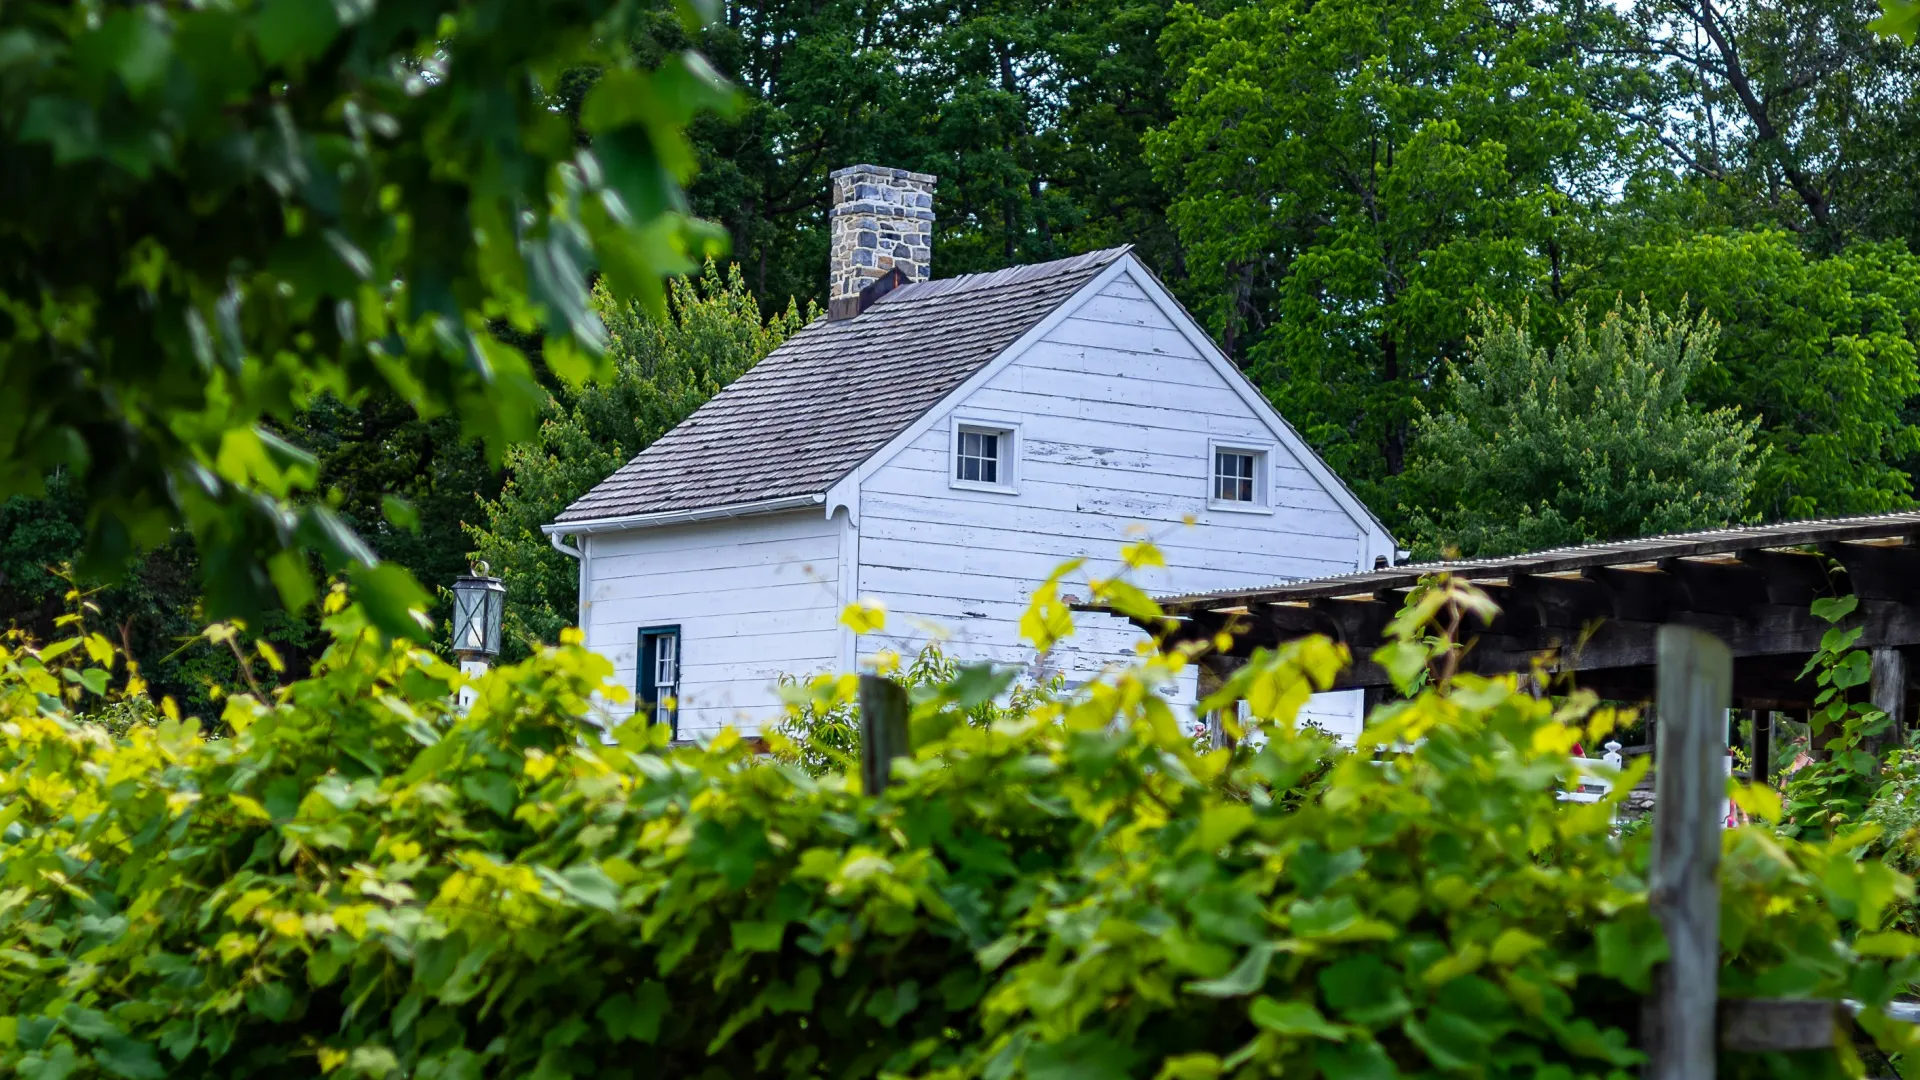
1648, 625, 1732, 1080
858, 674, 911, 795
1751, 710, 1771, 788
1869, 647, 1906, 760
1198, 654, 1243, 749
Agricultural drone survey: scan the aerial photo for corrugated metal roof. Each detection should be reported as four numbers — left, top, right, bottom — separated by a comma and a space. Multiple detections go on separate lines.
555, 247, 1130, 525
1147, 511, 1920, 611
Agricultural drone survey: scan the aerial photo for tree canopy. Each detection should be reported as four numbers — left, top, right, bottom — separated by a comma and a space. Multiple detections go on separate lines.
6, 0, 1920, 648
1146, 0, 1636, 502
1584, 231, 1920, 519
468, 262, 808, 655
0, 0, 731, 632
671, 0, 1183, 306
1401, 301, 1761, 558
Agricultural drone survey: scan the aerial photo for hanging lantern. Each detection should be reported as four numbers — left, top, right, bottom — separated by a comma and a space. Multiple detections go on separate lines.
450, 563, 506, 659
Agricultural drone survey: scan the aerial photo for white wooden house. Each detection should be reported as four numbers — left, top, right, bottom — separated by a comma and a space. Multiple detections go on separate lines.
543, 165, 1395, 741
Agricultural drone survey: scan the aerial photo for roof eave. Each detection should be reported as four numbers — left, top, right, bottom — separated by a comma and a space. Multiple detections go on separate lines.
543, 493, 827, 537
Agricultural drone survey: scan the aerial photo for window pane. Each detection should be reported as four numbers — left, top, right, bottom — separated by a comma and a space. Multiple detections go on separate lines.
957, 429, 1004, 485
1214, 451, 1257, 502
656, 636, 676, 686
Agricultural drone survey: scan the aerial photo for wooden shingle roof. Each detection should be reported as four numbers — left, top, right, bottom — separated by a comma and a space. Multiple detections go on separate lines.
554, 247, 1130, 525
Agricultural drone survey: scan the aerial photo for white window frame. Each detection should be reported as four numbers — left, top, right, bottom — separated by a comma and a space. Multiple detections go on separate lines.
949, 416, 1021, 494
1207, 438, 1273, 514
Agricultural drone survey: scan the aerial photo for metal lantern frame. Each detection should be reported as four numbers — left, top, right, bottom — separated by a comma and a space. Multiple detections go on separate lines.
450, 572, 507, 659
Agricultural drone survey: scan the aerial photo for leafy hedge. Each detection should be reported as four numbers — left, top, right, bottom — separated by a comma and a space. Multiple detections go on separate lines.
3, 577, 1919, 1079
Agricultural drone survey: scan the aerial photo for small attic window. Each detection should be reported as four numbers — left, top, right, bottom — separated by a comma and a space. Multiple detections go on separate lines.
952, 419, 1019, 493
1209, 440, 1271, 513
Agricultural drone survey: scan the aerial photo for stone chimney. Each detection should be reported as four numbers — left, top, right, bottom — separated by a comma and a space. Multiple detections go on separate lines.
828, 164, 935, 320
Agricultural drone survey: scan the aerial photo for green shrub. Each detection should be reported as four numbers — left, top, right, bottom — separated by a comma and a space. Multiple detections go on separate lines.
772, 644, 1061, 778
2, 574, 1917, 1079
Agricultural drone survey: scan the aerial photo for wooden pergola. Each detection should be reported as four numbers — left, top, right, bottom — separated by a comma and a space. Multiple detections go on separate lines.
1098, 514, 1920, 1071
1119, 513, 1920, 754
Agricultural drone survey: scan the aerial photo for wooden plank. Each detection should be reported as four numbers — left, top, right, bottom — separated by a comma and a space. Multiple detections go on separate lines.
859, 674, 911, 794
1069, 292, 1182, 329
1015, 339, 1214, 386
1648, 625, 1733, 1080
988, 362, 1248, 416
1042, 315, 1202, 357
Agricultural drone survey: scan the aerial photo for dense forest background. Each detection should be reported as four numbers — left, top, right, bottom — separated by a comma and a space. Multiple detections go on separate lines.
5, 0, 1918, 707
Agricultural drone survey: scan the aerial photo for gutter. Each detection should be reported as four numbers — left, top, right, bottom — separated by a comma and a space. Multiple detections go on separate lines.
540, 493, 828, 545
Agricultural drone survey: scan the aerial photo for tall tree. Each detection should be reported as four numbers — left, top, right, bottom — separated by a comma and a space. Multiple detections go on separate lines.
656, 0, 1185, 310
1600, 0, 1920, 251
296, 401, 502, 614
1147, 0, 1640, 505
1402, 301, 1761, 557
468, 263, 808, 653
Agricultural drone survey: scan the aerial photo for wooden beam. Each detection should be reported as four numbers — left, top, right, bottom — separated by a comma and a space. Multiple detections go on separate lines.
1276, 599, 1920, 694
1736, 548, 1831, 607
1584, 566, 1676, 622
1647, 625, 1732, 1080
1308, 597, 1396, 652
1508, 573, 1614, 630
1252, 602, 1338, 640
1658, 556, 1770, 617
1826, 541, 1920, 603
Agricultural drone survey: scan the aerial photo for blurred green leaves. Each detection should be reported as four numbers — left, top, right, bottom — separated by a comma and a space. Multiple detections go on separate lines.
1872, 0, 1919, 44
0, 0, 734, 629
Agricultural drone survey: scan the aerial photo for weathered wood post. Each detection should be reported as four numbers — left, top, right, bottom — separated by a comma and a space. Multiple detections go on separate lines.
1647, 625, 1732, 1080
1749, 710, 1770, 788
1868, 647, 1906, 760
858, 673, 911, 794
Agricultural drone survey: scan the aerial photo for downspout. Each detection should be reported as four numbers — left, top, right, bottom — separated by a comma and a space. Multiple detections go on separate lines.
549, 531, 589, 639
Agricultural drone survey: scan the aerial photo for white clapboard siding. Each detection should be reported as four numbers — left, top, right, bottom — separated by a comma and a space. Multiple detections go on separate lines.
854, 263, 1374, 734
584, 510, 842, 738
